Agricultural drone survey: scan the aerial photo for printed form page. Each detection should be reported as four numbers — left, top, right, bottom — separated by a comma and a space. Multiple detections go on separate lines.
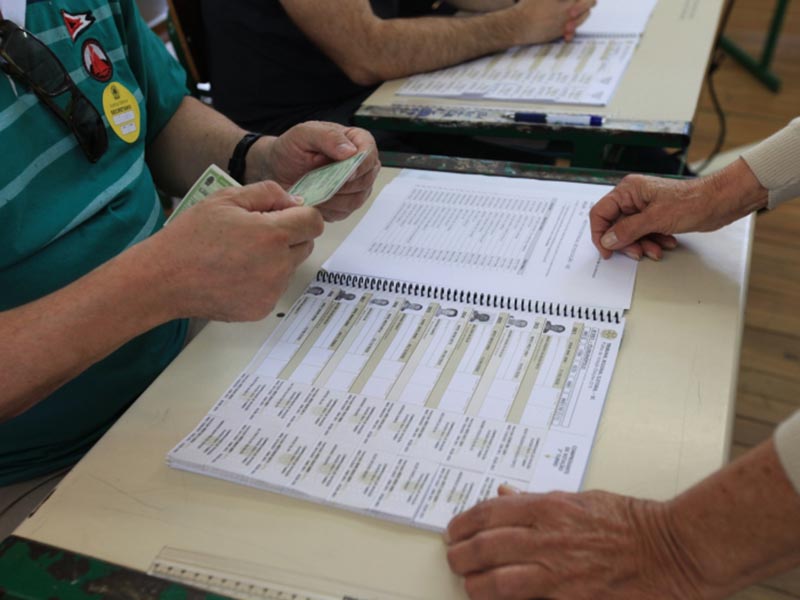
321, 170, 636, 311
578, 0, 659, 36
397, 39, 637, 106
169, 297, 624, 531
397, 0, 659, 105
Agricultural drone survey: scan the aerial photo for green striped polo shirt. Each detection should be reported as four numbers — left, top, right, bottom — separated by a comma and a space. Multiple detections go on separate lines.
0, 0, 189, 484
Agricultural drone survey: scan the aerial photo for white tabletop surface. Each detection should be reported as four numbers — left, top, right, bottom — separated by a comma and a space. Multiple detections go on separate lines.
16, 167, 754, 599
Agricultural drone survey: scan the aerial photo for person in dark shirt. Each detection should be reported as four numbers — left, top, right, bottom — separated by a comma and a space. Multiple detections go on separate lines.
202, 0, 594, 135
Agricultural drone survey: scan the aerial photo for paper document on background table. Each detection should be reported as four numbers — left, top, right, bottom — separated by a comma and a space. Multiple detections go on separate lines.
397, 0, 660, 106
289, 151, 367, 207
578, 0, 659, 37
165, 164, 240, 225
397, 38, 638, 106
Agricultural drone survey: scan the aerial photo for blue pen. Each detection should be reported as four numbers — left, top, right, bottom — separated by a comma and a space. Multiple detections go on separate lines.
512, 112, 604, 127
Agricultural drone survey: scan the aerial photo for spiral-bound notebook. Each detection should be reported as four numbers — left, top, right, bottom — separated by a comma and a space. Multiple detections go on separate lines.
168, 170, 638, 531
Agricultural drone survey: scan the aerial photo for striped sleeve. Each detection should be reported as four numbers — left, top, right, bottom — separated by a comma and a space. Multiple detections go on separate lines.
741, 118, 800, 210
775, 411, 800, 495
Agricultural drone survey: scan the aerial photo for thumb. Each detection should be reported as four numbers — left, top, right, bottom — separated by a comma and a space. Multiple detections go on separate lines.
600, 212, 660, 251
498, 483, 522, 496
313, 124, 358, 161
226, 181, 300, 213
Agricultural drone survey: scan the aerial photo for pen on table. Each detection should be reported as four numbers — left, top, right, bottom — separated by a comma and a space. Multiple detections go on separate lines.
508, 112, 604, 127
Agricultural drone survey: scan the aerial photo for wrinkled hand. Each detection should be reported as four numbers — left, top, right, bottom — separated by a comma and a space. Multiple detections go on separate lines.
590, 160, 768, 261
512, 0, 595, 44
153, 181, 323, 322
445, 486, 705, 600
263, 121, 380, 222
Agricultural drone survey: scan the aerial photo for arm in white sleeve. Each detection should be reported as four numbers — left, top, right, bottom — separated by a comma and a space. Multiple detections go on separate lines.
741, 118, 800, 209
776, 410, 800, 495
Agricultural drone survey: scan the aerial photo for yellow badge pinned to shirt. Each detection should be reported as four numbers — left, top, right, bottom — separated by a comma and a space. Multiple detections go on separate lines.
102, 81, 140, 144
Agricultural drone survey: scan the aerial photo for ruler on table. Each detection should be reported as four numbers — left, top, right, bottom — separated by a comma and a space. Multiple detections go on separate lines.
150, 547, 398, 600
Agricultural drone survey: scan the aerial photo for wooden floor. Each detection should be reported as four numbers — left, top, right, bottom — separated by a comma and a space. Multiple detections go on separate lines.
687, 1, 800, 598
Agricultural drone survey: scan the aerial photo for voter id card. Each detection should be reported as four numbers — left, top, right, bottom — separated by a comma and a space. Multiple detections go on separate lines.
289, 151, 367, 207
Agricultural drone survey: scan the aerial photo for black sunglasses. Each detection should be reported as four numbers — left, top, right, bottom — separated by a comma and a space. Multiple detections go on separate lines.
0, 19, 108, 162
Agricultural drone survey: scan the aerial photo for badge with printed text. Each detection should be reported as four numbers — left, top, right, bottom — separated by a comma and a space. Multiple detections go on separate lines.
102, 81, 140, 144
61, 10, 95, 42
82, 38, 113, 82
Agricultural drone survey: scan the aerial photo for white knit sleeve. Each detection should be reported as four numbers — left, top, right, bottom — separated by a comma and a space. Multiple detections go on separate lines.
741, 118, 800, 210
775, 410, 800, 494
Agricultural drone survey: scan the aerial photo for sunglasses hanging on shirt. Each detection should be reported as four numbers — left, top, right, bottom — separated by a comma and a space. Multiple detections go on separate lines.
0, 17, 108, 162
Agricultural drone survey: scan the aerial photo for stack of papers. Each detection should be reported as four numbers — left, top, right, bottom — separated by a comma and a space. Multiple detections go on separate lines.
396, 0, 659, 106
579, 0, 660, 37
167, 170, 638, 532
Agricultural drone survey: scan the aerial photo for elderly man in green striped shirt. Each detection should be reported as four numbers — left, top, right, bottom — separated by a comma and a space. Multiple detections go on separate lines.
0, 0, 378, 524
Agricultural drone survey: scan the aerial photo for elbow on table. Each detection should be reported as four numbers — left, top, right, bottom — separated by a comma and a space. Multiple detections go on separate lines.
0, 404, 23, 424
339, 59, 386, 87
0, 392, 38, 424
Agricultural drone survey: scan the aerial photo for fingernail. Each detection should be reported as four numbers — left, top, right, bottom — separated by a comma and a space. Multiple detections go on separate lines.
500, 484, 521, 495
600, 231, 618, 249
291, 194, 305, 205
337, 142, 357, 154
645, 250, 661, 261
625, 250, 641, 261
442, 529, 451, 544
664, 238, 678, 249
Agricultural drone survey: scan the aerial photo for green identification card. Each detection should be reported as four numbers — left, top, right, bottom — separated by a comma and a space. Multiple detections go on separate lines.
289, 151, 367, 207
165, 164, 240, 225
166, 152, 367, 226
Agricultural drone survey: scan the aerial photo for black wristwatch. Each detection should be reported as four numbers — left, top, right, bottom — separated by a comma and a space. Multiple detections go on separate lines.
227, 132, 264, 183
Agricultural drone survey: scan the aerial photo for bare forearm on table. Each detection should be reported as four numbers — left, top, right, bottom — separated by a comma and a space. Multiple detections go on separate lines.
0, 241, 175, 421
664, 439, 800, 597
281, 1, 540, 86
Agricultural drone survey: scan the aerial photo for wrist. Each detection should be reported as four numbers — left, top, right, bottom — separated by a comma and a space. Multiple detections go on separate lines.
707, 158, 769, 219
227, 132, 270, 184
629, 498, 713, 600
115, 235, 186, 325
479, 6, 523, 49
243, 135, 278, 185
666, 441, 800, 597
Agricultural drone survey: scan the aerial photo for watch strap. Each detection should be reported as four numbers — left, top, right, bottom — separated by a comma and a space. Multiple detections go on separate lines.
227, 132, 263, 183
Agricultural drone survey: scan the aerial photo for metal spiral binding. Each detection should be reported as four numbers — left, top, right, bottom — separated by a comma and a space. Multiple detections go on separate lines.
316, 270, 621, 324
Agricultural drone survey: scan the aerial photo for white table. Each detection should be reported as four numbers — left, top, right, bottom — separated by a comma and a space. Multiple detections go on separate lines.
14, 166, 754, 599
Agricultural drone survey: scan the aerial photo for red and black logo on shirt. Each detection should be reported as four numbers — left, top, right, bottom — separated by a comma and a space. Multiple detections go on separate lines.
82, 38, 113, 82
61, 10, 95, 42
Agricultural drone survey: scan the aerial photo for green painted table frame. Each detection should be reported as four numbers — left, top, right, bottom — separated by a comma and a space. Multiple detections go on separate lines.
355, 108, 691, 174
719, 0, 790, 92
377, 152, 658, 183
0, 536, 230, 600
